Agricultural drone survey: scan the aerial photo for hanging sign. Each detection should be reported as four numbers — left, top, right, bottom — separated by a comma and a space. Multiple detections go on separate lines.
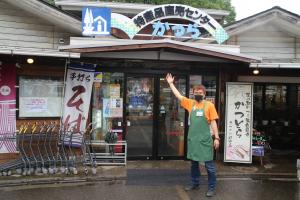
110, 4, 229, 43
224, 82, 253, 163
0, 64, 17, 153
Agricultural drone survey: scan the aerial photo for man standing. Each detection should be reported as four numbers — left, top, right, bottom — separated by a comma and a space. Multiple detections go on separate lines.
165, 73, 220, 197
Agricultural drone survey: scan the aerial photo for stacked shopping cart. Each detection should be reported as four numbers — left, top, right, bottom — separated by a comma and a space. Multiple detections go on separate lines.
0, 122, 98, 176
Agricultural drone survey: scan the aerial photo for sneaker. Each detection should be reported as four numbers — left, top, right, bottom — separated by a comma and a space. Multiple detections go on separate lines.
184, 185, 199, 191
205, 189, 216, 197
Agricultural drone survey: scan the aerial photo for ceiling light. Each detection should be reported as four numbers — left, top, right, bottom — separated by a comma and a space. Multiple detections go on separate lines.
27, 58, 34, 64
253, 68, 260, 75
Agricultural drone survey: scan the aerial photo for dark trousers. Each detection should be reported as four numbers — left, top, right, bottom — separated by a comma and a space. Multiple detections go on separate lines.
190, 160, 216, 190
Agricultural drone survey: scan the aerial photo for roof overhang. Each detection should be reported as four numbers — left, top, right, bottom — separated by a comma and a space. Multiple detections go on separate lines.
3, 0, 81, 34
0, 47, 80, 58
250, 62, 300, 69
225, 6, 300, 37
59, 38, 261, 63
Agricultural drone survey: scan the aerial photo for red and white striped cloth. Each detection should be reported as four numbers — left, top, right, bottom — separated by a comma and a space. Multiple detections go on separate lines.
0, 64, 17, 153
0, 101, 17, 153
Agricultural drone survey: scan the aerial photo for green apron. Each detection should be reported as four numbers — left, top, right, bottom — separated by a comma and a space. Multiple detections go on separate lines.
187, 101, 213, 162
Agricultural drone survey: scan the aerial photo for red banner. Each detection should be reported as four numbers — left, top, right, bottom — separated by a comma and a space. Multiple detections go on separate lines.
0, 64, 17, 153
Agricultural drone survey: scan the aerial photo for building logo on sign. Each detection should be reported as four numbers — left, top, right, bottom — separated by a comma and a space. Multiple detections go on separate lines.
0, 85, 11, 96
82, 7, 111, 36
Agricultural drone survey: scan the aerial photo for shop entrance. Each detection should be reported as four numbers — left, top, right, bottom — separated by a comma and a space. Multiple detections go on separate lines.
125, 75, 186, 159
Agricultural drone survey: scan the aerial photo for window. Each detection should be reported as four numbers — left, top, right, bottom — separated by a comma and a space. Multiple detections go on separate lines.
91, 72, 124, 140
265, 85, 287, 110
253, 85, 263, 110
19, 76, 63, 117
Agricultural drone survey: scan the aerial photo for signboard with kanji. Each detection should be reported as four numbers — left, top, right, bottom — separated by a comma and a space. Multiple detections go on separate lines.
62, 63, 95, 133
83, 4, 229, 44
224, 82, 253, 163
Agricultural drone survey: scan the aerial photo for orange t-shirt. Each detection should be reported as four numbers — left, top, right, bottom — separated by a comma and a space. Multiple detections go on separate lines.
180, 97, 219, 123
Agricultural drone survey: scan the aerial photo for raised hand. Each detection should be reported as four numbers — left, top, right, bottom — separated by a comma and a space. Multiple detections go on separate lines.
166, 73, 174, 84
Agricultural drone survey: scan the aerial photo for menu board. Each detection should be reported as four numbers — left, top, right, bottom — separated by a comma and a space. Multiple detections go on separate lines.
19, 78, 63, 117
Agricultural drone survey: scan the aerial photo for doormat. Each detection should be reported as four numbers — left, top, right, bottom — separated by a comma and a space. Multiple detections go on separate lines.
230, 166, 258, 173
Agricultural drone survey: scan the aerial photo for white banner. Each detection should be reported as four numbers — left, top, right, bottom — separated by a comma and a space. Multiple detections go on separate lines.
62, 63, 95, 135
224, 82, 253, 163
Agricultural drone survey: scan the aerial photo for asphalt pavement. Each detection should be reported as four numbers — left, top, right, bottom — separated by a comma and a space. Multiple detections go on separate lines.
0, 150, 299, 200
0, 177, 299, 200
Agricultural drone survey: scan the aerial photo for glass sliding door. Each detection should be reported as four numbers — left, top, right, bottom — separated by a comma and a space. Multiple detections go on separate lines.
126, 76, 154, 157
157, 77, 186, 158
125, 75, 187, 159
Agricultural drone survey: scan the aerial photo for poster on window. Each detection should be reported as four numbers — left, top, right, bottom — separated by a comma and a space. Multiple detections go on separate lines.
94, 72, 102, 83
22, 97, 48, 113
0, 64, 17, 153
62, 62, 95, 140
110, 98, 123, 117
103, 98, 123, 118
109, 84, 120, 98
224, 82, 253, 163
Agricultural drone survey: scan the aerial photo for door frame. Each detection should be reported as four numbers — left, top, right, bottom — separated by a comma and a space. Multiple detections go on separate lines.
125, 73, 188, 160
124, 73, 157, 160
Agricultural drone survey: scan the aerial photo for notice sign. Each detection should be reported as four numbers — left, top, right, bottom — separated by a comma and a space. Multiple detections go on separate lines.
23, 97, 47, 113
94, 72, 103, 83
224, 82, 253, 163
109, 84, 120, 98
103, 98, 123, 118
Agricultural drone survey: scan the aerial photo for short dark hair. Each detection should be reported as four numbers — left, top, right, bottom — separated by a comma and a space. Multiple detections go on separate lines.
193, 85, 206, 95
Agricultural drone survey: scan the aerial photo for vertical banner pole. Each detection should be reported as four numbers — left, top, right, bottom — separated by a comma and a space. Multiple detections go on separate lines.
60, 56, 70, 129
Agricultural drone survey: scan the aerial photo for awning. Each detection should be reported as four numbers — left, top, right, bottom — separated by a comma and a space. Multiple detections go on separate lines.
59, 38, 261, 63
250, 63, 300, 69
0, 47, 80, 58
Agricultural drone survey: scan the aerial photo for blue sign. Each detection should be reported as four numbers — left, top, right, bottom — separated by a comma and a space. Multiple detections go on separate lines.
82, 7, 111, 36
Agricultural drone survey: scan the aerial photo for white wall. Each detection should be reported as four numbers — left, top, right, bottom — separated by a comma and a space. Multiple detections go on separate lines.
0, 1, 76, 50
227, 23, 300, 62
